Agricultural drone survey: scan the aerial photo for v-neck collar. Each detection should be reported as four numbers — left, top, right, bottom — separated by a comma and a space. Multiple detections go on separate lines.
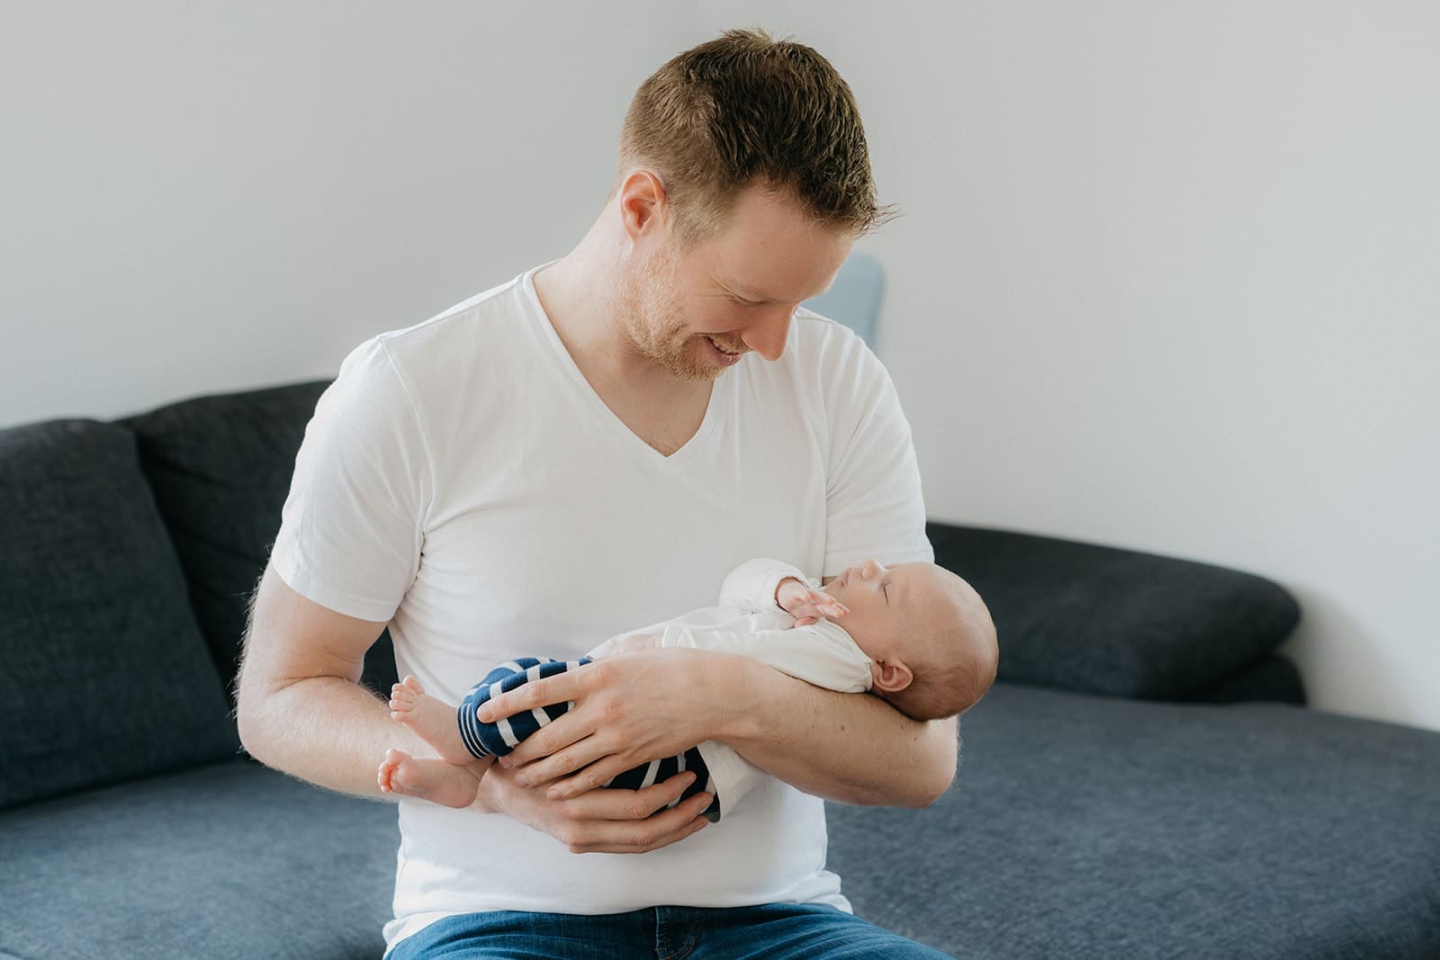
522, 264, 731, 467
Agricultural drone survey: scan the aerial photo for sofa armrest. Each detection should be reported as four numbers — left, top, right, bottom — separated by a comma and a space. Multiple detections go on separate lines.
926, 522, 1301, 701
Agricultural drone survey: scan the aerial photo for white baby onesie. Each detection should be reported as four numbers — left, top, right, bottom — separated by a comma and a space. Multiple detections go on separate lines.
588, 558, 874, 817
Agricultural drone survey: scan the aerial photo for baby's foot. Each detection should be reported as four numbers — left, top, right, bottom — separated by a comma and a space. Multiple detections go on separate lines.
377, 749, 484, 809
389, 675, 475, 765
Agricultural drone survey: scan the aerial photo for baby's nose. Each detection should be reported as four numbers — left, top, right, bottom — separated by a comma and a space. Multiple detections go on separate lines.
861, 558, 883, 578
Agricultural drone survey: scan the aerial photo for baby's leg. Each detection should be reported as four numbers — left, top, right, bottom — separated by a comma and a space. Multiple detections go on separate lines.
389, 675, 475, 765
377, 749, 491, 809
606, 746, 722, 822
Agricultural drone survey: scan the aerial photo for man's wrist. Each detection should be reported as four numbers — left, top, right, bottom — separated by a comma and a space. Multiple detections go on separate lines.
710, 653, 770, 746
470, 765, 505, 815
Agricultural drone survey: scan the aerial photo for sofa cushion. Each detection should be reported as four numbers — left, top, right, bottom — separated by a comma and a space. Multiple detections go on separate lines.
1199, 653, 1306, 705
0, 419, 238, 809
0, 758, 396, 960
928, 522, 1302, 700
121, 382, 398, 695
827, 683, 1440, 959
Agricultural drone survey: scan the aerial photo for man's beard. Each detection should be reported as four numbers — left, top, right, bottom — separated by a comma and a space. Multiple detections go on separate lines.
618, 248, 734, 383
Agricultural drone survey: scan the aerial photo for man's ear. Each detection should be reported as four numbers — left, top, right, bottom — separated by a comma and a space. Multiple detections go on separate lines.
617, 170, 668, 243
872, 659, 914, 694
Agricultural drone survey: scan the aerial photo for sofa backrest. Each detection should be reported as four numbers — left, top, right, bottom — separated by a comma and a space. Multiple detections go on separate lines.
0, 379, 407, 808
120, 382, 399, 699
927, 522, 1302, 701
0, 418, 239, 808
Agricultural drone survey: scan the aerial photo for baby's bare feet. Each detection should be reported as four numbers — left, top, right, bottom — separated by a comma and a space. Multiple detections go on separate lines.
377, 749, 484, 809
389, 675, 475, 766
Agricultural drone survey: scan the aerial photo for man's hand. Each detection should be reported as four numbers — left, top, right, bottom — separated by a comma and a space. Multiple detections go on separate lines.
476, 648, 728, 801
476, 760, 712, 854
775, 577, 848, 627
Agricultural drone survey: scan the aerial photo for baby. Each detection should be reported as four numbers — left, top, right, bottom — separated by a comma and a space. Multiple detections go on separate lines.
377, 557, 997, 819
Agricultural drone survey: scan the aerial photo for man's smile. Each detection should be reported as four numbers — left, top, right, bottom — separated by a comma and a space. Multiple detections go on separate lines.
704, 336, 747, 363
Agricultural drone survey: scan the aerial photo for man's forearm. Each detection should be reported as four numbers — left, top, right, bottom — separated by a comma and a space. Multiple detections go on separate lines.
237, 675, 458, 802
714, 654, 958, 808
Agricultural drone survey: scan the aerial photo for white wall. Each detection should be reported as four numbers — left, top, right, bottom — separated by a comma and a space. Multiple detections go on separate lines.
702, 1, 1440, 731
5, 3, 1437, 730
1, 1, 702, 424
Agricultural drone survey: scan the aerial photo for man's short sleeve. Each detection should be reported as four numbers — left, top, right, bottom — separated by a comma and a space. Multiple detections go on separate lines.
821, 337, 933, 578
269, 337, 432, 622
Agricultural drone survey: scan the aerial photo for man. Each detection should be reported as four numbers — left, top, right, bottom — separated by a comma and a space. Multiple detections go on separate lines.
237, 28, 958, 959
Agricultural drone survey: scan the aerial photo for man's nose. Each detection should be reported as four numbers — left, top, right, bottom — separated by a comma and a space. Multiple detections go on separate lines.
738, 306, 795, 361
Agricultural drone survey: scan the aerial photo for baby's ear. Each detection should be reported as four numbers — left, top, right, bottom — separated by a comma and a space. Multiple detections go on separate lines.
872, 659, 914, 694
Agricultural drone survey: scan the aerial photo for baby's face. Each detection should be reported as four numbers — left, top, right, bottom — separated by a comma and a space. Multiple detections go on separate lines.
820, 559, 934, 667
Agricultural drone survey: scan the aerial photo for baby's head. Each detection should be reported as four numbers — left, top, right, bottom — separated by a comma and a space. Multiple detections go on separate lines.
822, 559, 998, 721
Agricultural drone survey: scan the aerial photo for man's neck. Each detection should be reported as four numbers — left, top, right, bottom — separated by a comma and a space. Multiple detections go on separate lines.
533, 249, 708, 404
533, 245, 716, 457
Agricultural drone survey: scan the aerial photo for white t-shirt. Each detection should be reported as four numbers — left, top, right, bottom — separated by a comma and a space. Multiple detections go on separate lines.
270, 265, 932, 953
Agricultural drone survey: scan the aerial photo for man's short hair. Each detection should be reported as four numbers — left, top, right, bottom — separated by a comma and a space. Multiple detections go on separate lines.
619, 28, 894, 243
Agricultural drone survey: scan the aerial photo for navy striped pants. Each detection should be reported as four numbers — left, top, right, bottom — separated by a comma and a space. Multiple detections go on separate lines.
457, 657, 721, 821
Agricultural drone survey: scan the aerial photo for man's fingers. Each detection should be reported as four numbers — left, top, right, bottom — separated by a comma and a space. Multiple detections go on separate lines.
478, 676, 572, 724
511, 733, 609, 789
672, 783, 718, 821
565, 813, 710, 855
477, 666, 590, 723
560, 785, 714, 854
554, 770, 699, 817
502, 717, 594, 773
544, 748, 676, 800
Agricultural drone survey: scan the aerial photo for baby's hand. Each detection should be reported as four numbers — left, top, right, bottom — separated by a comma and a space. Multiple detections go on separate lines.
775, 577, 848, 627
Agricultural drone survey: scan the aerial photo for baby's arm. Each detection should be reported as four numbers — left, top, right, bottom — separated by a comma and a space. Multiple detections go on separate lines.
718, 558, 819, 611
657, 623, 872, 694
588, 633, 664, 658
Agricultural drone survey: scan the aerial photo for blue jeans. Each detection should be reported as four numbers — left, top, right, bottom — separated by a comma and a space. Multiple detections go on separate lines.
388, 904, 955, 959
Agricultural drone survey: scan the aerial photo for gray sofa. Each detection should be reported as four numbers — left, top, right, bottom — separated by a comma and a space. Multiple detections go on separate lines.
2, 381, 1437, 960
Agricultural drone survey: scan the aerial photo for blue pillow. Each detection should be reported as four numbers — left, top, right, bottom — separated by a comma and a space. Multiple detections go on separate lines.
928, 522, 1302, 700
122, 382, 399, 697
0, 419, 238, 808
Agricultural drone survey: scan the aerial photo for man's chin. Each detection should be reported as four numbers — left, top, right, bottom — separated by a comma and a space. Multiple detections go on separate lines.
670, 361, 727, 384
